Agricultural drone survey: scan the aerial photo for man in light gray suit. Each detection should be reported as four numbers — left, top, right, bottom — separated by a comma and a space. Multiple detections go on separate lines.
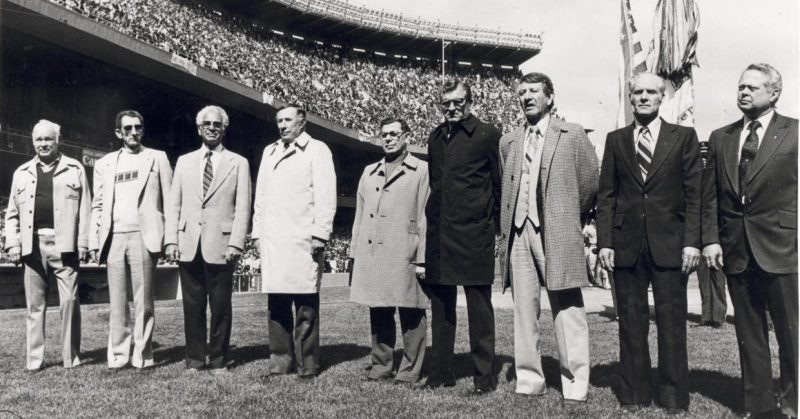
90, 110, 173, 370
498, 72, 598, 403
165, 105, 251, 373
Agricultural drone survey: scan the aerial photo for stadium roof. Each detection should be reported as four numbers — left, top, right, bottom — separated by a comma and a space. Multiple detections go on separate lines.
201, 0, 542, 67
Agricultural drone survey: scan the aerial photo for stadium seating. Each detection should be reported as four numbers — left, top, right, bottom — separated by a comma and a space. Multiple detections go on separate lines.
50, 0, 525, 147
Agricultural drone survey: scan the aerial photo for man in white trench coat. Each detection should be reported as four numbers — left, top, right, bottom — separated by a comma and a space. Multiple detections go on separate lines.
349, 117, 429, 384
253, 104, 337, 379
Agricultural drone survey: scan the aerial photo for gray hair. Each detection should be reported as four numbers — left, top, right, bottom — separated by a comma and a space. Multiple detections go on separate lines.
744, 63, 783, 103
195, 105, 229, 127
628, 72, 667, 94
31, 119, 61, 142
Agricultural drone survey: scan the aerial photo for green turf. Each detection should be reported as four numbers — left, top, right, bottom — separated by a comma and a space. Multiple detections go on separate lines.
0, 287, 779, 418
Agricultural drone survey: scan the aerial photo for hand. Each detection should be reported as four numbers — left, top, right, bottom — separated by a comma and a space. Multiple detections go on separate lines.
681, 247, 701, 275
165, 244, 179, 263
7, 246, 21, 265
78, 247, 88, 263
598, 248, 615, 271
88, 249, 99, 264
225, 246, 242, 264
415, 265, 426, 280
702, 244, 724, 271
311, 238, 326, 256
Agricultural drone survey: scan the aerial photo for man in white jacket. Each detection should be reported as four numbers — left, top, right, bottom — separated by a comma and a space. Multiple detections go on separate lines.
252, 104, 337, 379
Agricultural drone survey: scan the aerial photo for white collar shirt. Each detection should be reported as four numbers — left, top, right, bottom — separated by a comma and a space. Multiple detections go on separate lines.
738, 109, 774, 160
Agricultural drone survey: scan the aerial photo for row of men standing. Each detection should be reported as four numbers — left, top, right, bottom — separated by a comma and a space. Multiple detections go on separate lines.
3, 63, 796, 417
3, 104, 336, 377
348, 64, 796, 417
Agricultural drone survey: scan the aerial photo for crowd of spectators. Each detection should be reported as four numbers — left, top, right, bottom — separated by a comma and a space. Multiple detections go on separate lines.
51, 0, 526, 146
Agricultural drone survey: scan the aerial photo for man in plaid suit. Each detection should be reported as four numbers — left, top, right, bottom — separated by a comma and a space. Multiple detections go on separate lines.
498, 72, 598, 404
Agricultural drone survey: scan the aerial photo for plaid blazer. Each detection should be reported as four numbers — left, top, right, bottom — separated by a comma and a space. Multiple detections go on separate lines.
498, 117, 599, 291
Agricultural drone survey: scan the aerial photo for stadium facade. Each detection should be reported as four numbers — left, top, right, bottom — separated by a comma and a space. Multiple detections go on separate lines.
0, 0, 540, 214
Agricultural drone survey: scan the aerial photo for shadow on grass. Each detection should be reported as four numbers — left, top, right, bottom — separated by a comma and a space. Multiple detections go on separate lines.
319, 343, 371, 372
589, 362, 743, 412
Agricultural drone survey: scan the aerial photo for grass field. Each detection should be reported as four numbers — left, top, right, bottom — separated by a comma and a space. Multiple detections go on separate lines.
0, 286, 778, 418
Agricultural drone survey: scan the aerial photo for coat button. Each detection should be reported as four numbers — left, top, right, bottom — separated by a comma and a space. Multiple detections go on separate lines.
369, 214, 374, 218
375, 187, 379, 191
643, 193, 648, 199
368, 239, 372, 244
201, 204, 206, 209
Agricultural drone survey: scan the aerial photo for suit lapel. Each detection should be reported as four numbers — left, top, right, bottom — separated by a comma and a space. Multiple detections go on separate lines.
191, 150, 204, 201
105, 151, 119, 209
722, 121, 743, 196
133, 149, 155, 200
204, 150, 235, 202
539, 118, 563, 195
746, 113, 789, 183
644, 121, 679, 184
618, 125, 644, 187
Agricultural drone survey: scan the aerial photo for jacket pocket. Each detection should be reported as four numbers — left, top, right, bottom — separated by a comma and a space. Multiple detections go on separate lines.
779, 210, 797, 229
179, 219, 187, 232
66, 183, 81, 200
221, 221, 233, 234
407, 219, 418, 234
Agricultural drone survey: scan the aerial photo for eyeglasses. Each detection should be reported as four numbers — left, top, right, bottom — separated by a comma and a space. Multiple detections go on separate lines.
440, 99, 467, 108
122, 124, 143, 132
202, 121, 224, 129
380, 131, 404, 139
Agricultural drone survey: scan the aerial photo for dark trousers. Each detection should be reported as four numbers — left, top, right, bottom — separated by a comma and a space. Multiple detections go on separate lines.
614, 245, 689, 408
369, 307, 427, 382
178, 245, 234, 369
268, 293, 320, 376
728, 264, 798, 416
697, 259, 728, 323
428, 284, 496, 389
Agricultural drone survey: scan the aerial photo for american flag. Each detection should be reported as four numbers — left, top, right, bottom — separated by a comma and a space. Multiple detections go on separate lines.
617, 0, 700, 128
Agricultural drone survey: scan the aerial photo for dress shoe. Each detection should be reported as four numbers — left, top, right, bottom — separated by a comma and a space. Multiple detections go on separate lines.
663, 406, 688, 415
741, 409, 782, 419
210, 368, 229, 376
26, 367, 42, 375
620, 404, 646, 413
562, 399, 586, 407
414, 375, 456, 389
297, 373, 318, 381
183, 367, 202, 375
468, 386, 495, 396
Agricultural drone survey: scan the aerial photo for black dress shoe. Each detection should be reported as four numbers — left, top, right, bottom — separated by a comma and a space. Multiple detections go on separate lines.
469, 386, 494, 396
414, 375, 456, 389
741, 409, 779, 419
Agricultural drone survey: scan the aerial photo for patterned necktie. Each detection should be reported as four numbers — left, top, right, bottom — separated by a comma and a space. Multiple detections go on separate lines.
203, 150, 213, 197
739, 120, 761, 193
636, 127, 653, 181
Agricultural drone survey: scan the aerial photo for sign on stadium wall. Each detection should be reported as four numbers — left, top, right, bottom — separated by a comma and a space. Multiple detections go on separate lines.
81, 148, 106, 167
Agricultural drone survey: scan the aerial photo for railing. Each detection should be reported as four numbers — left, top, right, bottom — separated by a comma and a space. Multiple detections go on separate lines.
233, 274, 261, 293
272, 0, 542, 50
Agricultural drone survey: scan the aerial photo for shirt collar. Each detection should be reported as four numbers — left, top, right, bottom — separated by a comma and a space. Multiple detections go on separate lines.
525, 113, 551, 137
743, 109, 774, 131
448, 114, 479, 137
634, 116, 662, 135
34, 153, 61, 168
201, 143, 225, 154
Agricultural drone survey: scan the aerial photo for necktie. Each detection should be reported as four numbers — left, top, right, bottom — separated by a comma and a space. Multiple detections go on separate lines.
636, 127, 653, 181
203, 151, 213, 197
739, 121, 761, 195
514, 126, 543, 229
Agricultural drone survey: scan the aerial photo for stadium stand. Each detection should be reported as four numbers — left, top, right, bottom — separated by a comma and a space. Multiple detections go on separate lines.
48, 0, 528, 146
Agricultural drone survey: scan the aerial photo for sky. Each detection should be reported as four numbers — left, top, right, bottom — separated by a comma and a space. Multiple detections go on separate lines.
361, 0, 799, 149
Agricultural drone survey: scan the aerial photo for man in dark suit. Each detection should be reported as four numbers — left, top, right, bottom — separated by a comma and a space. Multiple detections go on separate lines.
702, 63, 797, 419
597, 72, 701, 413
420, 78, 501, 394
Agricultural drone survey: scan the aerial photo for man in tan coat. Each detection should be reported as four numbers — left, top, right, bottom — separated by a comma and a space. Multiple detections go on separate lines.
165, 105, 251, 373
4, 119, 90, 371
498, 72, 598, 403
253, 104, 337, 379
90, 110, 173, 370
349, 117, 429, 384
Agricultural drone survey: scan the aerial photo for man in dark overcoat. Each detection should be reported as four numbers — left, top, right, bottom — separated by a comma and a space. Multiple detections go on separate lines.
421, 78, 501, 394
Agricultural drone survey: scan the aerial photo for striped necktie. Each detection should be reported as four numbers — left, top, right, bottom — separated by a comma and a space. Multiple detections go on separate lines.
203, 150, 213, 197
636, 126, 653, 181
739, 120, 761, 194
